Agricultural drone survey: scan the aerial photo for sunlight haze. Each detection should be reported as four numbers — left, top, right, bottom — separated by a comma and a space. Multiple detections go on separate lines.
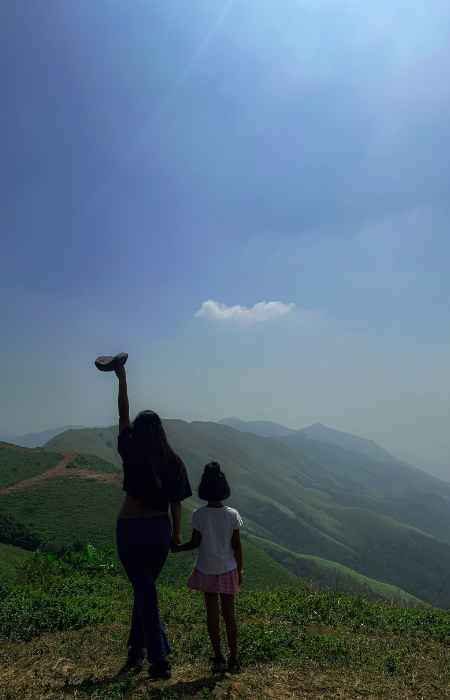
2, 1, 450, 481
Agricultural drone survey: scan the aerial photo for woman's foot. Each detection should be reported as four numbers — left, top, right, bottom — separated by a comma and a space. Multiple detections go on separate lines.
227, 657, 241, 674
210, 654, 226, 674
119, 647, 144, 674
148, 659, 172, 680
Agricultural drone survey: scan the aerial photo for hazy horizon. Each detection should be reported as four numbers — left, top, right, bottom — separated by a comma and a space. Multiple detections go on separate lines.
2, 1, 450, 482
2, 410, 450, 484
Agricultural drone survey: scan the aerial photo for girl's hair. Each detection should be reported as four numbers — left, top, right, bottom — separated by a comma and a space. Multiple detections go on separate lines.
198, 461, 230, 501
129, 410, 182, 480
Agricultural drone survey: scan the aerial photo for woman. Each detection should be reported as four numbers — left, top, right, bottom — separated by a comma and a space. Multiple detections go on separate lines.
112, 359, 192, 679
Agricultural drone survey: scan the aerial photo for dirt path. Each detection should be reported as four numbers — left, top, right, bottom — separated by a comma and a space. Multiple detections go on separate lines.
0, 454, 120, 496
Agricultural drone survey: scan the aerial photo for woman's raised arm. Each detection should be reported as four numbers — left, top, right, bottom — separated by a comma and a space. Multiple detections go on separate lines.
115, 365, 130, 433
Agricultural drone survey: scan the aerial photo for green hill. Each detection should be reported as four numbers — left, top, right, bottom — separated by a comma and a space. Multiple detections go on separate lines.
42, 421, 450, 607
0, 470, 297, 590
0, 442, 63, 487
0, 548, 448, 699
219, 417, 297, 438
0, 466, 423, 604
46, 427, 121, 466
249, 534, 424, 606
297, 422, 396, 463
0, 542, 31, 586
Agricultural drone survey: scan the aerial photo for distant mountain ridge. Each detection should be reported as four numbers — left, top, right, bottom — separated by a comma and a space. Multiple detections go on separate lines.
298, 423, 396, 463
0, 426, 85, 449
219, 417, 298, 438
219, 418, 397, 464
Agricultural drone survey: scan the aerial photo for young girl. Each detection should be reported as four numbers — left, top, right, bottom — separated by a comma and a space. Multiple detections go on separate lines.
173, 462, 243, 673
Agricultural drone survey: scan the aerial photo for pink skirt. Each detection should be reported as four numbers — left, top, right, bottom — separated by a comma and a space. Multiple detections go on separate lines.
188, 567, 240, 595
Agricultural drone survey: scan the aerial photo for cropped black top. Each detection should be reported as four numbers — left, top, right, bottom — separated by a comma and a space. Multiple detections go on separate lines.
117, 426, 192, 510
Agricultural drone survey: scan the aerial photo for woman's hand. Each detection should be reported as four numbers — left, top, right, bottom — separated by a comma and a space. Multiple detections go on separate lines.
170, 538, 181, 553
171, 534, 181, 550
238, 569, 243, 586
171, 530, 201, 553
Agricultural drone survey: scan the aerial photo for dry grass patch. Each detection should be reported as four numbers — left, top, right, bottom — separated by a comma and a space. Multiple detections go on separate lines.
0, 625, 449, 700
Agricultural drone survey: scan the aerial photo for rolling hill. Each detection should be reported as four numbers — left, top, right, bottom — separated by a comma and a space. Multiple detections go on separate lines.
0, 443, 297, 591
297, 422, 396, 463
0, 442, 63, 487
40, 421, 450, 607
0, 426, 84, 448
0, 542, 31, 586
219, 417, 298, 438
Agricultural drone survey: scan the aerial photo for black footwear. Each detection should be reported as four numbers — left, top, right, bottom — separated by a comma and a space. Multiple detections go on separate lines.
227, 657, 241, 674
95, 352, 128, 372
210, 654, 226, 674
119, 648, 144, 674
148, 659, 171, 680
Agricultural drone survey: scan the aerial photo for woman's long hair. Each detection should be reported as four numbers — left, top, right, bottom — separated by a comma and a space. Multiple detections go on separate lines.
129, 410, 182, 481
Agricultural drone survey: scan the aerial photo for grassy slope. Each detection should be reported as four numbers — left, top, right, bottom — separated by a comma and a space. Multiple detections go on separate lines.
249, 534, 424, 606
43, 422, 450, 606
0, 543, 31, 586
0, 476, 297, 589
281, 432, 450, 542
67, 454, 119, 473
0, 443, 63, 487
0, 473, 421, 605
0, 551, 449, 699
0, 477, 122, 550
47, 428, 121, 466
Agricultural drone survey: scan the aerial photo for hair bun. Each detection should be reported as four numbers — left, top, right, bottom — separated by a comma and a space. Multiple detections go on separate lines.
205, 461, 221, 474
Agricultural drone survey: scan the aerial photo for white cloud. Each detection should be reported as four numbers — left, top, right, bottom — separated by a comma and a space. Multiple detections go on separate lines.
195, 299, 296, 323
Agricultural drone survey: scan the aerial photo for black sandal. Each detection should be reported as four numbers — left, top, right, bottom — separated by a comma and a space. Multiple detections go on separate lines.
118, 647, 144, 674
227, 657, 241, 674
94, 352, 128, 372
210, 654, 226, 674
148, 659, 171, 680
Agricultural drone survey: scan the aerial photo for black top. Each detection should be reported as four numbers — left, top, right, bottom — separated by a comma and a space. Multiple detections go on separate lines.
117, 426, 192, 510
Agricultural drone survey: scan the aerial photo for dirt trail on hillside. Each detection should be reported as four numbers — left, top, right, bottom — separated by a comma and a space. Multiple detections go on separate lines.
0, 454, 120, 495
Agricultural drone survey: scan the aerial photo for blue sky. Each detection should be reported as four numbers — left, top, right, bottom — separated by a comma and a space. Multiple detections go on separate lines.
1, 1, 450, 479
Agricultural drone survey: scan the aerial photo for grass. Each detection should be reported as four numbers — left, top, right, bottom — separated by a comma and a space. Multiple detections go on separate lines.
0, 477, 122, 550
0, 444, 63, 487
0, 475, 298, 589
0, 547, 449, 699
249, 534, 425, 606
0, 543, 31, 586
68, 454, 119, 474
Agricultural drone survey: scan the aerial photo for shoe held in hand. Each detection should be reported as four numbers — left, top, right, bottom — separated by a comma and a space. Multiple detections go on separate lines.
94, 352, 128, 372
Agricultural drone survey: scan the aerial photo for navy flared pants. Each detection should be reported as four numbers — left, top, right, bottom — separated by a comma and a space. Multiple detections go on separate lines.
116, 516, 171, 662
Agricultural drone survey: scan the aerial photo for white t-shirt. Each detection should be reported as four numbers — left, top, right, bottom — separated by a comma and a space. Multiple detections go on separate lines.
192, 505, 243, 575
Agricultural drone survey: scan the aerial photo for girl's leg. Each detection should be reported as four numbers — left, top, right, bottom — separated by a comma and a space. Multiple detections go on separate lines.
220, 594, 237, 660
204, 593, 222, 658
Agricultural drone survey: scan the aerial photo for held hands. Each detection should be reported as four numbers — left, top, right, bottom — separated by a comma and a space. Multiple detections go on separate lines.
170, 534, 181, 553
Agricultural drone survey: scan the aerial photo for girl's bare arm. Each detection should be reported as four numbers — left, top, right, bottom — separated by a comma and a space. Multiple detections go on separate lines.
231, 529, 243, 583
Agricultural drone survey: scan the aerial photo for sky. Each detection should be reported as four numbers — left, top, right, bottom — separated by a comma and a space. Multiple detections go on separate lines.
1, 0, 450, 480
